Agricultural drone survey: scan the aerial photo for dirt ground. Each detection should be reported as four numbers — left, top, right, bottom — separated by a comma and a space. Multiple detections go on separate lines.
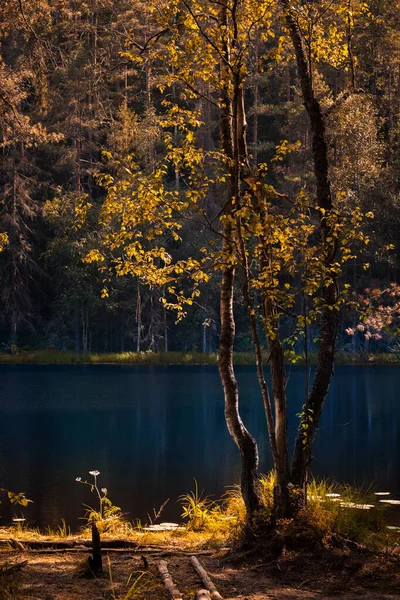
0, 545, 399, 600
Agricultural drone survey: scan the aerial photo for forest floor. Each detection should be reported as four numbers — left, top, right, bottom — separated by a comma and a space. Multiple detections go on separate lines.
0, 543, 400, 599
0, 531, 399, 600
1, 349, 400, 365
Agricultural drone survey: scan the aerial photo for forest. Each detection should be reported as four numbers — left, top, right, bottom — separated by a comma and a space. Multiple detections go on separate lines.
0, 2, 400, 598
0, 0, 398, 357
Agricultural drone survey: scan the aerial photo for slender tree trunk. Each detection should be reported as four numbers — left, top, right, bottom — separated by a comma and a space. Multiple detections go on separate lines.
279, 0, 340, 487
218, 227, 263, 516
202, 322, 207, 353
10, 311, 17, 353
136, 283, 141, 352
217, 0, 263, 517
74, 299, 81, 354
263, 299, 291, 516
252, 32, 259, 165
163, 286, 168, 352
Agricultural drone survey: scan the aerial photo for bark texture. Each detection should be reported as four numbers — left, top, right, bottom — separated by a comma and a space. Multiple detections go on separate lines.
280, 0, 340, 487
217, 0, 263, 517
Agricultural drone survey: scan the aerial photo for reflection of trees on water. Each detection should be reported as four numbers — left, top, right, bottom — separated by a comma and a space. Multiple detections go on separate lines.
0, 365, 398, 529
313, 366, 399, 492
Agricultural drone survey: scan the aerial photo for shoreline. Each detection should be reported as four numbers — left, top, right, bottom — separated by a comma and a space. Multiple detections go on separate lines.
1, 349, 400, 366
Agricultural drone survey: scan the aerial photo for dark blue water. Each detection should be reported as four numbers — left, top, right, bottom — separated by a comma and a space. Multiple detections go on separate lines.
0, 364, 398, 530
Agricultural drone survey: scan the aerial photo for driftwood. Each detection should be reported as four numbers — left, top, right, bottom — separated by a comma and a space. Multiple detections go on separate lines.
196, 590, 212, 600
0, 560, 28, 574
191, 556, 223, 600
158, 560, 183, 600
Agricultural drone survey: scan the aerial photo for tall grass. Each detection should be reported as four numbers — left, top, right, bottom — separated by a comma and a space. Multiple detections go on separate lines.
179, 475, 390, 549
108, 557, 155, 600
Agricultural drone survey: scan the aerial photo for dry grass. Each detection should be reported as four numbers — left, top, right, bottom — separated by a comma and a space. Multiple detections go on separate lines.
0, 475, 397, 554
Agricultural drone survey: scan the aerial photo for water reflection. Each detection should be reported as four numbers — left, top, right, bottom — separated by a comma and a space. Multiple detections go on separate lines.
0, 364, 398, 529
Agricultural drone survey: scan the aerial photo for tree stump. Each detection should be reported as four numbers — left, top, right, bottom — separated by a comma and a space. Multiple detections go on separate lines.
87, 519, 102, 574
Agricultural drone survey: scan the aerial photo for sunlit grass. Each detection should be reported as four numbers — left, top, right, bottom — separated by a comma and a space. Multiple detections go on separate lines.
0, 476, 396, 553
107, 556, 156, 600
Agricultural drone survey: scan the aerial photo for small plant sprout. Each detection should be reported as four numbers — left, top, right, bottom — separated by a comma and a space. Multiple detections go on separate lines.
75, 470, 106, 518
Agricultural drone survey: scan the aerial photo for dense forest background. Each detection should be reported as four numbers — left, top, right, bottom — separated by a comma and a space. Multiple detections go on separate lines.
0, 0, 398, 355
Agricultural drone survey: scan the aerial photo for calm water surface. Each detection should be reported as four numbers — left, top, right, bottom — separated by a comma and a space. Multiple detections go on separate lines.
0, 364, 398, 529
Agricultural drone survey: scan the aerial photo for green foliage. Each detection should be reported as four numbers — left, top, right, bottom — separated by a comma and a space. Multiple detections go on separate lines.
180, 480, 215, 531
76, 470, 132, 535
0, 488, 32, 508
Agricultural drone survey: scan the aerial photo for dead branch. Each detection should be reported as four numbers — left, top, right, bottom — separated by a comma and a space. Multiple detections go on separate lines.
190, 555, 223, 600
158, 560, 183, 600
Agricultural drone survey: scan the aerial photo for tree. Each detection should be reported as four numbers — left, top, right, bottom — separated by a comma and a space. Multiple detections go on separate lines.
86, 0, 370, 525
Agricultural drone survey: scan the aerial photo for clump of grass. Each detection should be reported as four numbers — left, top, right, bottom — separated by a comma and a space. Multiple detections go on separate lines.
293, 478, 387, 547
183, 474, 390, 550
107, 557, 156, 600
45, 519, 71, 539
179, 479, 215, 531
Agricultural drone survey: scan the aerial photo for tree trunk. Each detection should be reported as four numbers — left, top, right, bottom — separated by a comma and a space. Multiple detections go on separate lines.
280, 0, 340, 488
136, 283, 141, 352
74, 300, 81, 354
10, 310, 17, 353
202, 322, 207, 353
218, 231, 263, 516
217, 0, 263, 518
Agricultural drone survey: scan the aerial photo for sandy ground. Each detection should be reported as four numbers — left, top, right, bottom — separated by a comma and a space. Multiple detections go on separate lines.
0, 546, 399, 600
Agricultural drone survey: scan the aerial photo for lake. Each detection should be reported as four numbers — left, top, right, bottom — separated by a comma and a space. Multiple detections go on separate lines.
0, 364, 398, 530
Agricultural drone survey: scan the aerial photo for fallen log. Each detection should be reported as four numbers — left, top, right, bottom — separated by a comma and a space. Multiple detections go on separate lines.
158, 560, 183, 599
0, 538, 225, 552
0, 539, 136, 549
191, 555, 223, 600
1, 546, 217, 556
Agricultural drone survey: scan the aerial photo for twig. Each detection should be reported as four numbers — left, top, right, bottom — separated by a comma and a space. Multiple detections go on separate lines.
158, 560, 183, 599
190, 555, 223, 600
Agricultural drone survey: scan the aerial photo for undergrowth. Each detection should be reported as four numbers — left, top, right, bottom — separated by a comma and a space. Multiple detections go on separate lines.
0, 475, 396, 554
107, 557, 156, 600
178, 475, 395, 552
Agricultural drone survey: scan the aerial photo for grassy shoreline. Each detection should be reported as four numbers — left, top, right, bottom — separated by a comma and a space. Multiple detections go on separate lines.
1, 349, 400, 365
